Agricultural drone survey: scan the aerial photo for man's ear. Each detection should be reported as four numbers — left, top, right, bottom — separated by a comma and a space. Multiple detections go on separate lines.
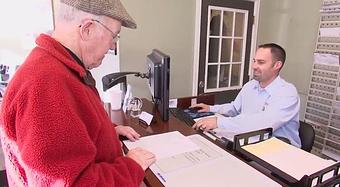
79, 19, 93, 41
274, 61, 283, 70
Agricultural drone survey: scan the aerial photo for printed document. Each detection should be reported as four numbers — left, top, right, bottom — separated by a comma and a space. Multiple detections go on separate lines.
123, 131, 199, 159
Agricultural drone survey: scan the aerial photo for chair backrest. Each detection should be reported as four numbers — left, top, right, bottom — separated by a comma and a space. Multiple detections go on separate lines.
299, 121, 315, 152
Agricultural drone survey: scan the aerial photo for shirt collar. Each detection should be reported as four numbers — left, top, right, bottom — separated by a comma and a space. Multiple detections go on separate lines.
62, 45, 96, 87
63, 46, 85, 69
253, 76, 282, 95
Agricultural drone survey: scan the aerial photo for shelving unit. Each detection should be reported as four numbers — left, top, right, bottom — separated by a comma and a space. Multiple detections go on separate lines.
305, 0, 340, 161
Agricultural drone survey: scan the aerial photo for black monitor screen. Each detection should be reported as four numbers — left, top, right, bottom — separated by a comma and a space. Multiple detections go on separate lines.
146, 49, 170, 121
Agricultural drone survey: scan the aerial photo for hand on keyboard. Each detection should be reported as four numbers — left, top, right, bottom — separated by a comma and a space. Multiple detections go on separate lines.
186, 107, 203, 113
190, 103, 210, 112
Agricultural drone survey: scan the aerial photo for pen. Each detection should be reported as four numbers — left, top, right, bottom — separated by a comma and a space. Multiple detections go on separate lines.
157, 172, 166, 183
202, 130, 230, 148
202, 130, 218, 140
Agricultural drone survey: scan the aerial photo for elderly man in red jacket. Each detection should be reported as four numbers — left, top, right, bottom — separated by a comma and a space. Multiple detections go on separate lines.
0, 0, 156, 186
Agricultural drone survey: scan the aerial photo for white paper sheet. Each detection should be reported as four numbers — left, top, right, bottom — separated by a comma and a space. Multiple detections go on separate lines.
123, 131, 200, 159
150, 134, 281, 187
314, 53, 339, 66
169, 99, 178, 108
320, 27, 340, 37
139, 111, 153, 125
337, 87, 340, 96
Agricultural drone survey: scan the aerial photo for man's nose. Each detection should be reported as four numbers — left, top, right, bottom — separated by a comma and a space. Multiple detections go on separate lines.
252, 62, 258, 69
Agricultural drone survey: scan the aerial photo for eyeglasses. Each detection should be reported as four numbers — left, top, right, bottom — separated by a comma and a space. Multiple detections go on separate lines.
92, 19, 120, 43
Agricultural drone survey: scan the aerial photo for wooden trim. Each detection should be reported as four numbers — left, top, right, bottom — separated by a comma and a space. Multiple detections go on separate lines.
192, 0, 260, 95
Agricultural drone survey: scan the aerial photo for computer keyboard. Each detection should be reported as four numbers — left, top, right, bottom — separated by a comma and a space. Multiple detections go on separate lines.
169, 108, 196, 126
170, 108, 233, 149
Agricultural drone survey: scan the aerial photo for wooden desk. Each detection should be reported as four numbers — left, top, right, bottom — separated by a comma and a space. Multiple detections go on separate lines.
111, 98, 197, 137
111, 97, 286, 187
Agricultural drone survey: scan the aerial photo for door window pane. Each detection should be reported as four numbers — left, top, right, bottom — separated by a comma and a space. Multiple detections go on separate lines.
221, 39, 232, 62
207, 65, 218, 89
222, 11, 233, 36
232, 39, 243, 62
203, 6, 248, 93
208, 38, 219, 63
234, 12, 245, 37
210, 10, 221, 36
231, 64, 241, 86
219, 64, 230, 88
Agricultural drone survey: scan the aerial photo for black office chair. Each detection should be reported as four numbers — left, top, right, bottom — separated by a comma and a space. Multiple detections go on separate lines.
299, 121, 315, 152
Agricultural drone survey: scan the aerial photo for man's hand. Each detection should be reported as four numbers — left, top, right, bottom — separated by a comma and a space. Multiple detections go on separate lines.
127, 147, 156, 170
115, 125, 140, 141
190, 103, 211, 112
192, 117, 217, 131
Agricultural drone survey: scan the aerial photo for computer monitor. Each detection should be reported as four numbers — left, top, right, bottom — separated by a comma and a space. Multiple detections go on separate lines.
146, 49, 170, 121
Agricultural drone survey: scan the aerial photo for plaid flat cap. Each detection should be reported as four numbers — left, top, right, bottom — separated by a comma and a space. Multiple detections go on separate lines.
61, 0, 137, 29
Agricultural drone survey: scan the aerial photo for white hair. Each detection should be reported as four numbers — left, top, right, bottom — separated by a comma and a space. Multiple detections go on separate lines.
54, 1, 103, 23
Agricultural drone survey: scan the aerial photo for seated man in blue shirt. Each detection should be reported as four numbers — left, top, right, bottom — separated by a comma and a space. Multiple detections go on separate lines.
192, 43, 301, 147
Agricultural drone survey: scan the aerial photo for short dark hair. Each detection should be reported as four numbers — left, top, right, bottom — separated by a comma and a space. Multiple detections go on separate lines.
258, 43, 286, 67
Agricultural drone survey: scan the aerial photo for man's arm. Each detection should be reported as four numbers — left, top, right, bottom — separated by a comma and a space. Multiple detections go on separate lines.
192, 90, 243, 130
217, 95, 300, 133
210, 91, 242, 117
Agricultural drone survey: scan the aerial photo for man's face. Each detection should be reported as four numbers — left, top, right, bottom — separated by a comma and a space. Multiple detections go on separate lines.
252, 48, 282, 87
81, 18, 121, 69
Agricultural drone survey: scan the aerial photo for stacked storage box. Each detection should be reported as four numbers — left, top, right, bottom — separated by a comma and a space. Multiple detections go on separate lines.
305, 0, 340, 161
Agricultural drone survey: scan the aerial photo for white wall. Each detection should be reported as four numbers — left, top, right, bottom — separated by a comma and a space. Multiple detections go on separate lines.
120, 0, 196, 99
0, 0, 54, 81
90, 50, 120, 101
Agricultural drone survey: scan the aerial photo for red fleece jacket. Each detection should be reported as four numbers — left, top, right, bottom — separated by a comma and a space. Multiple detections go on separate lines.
0, 34, 144, 186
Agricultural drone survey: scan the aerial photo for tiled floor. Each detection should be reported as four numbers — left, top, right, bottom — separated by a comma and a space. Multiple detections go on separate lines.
0, 170, 8, 187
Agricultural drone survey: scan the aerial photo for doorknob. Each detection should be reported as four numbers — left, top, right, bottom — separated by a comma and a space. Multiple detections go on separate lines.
198, 81, 205, 95
199, 81, 204, 89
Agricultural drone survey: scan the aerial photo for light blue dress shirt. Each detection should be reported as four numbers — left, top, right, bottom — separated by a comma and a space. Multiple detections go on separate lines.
210, 76, 301, 147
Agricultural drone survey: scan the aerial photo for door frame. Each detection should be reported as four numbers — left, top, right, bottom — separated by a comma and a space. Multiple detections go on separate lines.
192, 0, 261, 95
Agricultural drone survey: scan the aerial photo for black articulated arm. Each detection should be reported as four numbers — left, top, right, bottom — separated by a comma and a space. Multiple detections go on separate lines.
102, 72, 149, 91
